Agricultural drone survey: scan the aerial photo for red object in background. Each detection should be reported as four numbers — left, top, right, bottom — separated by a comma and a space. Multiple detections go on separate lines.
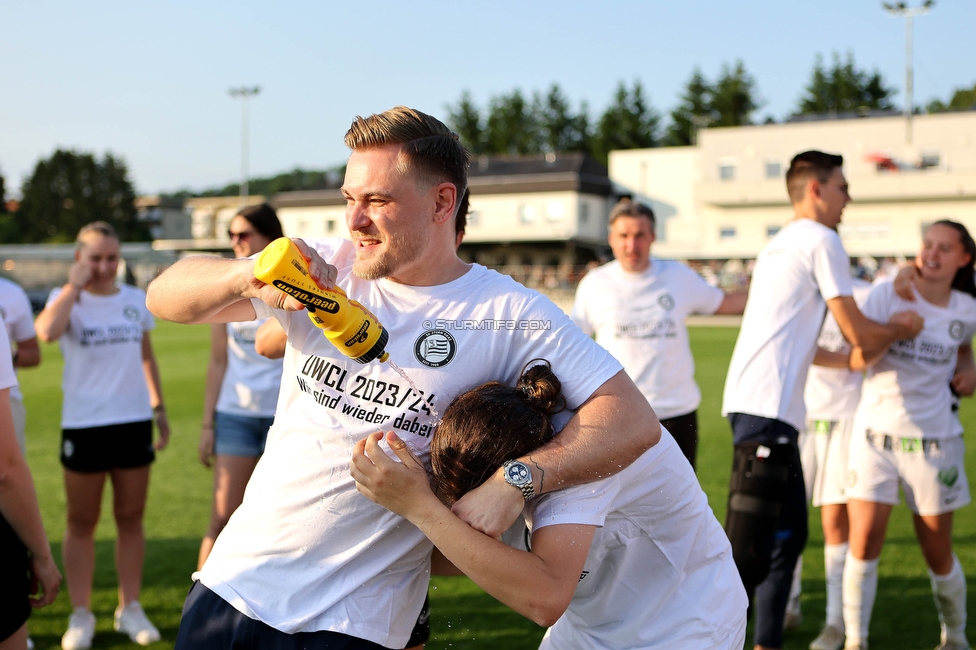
865, 152, 900, 172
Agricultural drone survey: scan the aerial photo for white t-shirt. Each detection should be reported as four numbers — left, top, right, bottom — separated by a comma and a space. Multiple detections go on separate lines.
804, 279, 873, 421
722, 219, 853, 431
216, 319, 283, 418
571, 259, 724, 419
854, 281, 976, 439
47, 284, 155, 428
0, 326, 18, 394
529, 431, 746, 649
0, 277, 36, 403
197, 238, 623, 648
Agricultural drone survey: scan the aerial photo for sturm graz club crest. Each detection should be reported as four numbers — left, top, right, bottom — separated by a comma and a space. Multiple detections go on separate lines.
123, 305, 141, 322
949, 320, 965, 341
658, 293, 675, 311
414, 329, 457, 368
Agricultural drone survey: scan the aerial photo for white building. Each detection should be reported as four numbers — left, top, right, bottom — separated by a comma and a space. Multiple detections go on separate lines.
610, 110, 976, 260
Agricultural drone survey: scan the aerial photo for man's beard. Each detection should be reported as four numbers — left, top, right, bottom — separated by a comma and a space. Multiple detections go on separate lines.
352, 228, 429, 280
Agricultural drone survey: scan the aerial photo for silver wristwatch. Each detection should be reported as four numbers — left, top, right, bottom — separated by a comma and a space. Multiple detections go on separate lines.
502, 460, 535, 500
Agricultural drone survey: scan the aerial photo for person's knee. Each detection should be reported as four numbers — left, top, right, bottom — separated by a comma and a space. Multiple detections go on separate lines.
113, 502, 146, 533
725, 442, 792, 586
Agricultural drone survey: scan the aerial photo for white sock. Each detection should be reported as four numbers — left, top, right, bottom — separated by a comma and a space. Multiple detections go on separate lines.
825, 542, 848, 630
929, 554, 968, 647
842, 552, 878, 645
787, 554, 803, 615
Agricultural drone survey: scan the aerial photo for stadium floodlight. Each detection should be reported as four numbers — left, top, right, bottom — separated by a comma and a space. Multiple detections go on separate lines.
883, 1, 934, 144
229, 86, 262, 205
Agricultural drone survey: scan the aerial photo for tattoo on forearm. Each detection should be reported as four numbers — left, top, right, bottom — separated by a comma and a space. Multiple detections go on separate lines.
528, 456, 546, 494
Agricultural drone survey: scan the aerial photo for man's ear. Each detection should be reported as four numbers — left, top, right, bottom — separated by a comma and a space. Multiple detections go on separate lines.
432, 183, 458, 225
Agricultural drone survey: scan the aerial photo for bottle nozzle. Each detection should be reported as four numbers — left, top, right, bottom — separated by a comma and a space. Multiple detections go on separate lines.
378, 351, 390, 363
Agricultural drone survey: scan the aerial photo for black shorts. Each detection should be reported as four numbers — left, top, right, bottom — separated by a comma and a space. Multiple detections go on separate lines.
61, 420, 155, 472
0, 514, 31, 642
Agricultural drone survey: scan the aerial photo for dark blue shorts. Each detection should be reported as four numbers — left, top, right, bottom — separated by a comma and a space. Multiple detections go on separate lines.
175, 582, 388, 650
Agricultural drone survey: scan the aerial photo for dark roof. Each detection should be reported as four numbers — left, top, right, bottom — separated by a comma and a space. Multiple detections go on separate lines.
271, 152, 612, 207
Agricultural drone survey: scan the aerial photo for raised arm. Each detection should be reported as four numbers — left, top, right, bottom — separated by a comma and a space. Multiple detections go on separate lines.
713, 291, 748, 315
452, 369, 658, 537
145, 239, 337, 324
827, 295, 923, 363
352, 432, 590, 627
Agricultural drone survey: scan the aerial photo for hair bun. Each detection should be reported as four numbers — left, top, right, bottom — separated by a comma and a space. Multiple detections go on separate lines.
516, 360, 565, 416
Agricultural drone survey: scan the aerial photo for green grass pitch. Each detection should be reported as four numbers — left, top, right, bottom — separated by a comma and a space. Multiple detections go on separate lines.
16, 322, 976, 649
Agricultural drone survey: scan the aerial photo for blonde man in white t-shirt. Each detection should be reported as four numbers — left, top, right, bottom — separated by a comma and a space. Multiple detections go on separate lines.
148, 106, 660, 650
572, 198, 746, 470
721, 151, 923, 650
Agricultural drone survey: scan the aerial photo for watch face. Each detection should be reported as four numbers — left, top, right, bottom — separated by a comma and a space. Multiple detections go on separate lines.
506, 462, 529, 484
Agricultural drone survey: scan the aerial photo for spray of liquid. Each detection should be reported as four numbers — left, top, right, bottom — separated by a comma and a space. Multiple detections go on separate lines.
386, 358, 441, 425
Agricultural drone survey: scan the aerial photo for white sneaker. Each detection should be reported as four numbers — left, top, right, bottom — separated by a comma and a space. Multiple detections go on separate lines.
935, 642, 970, 650
61, 608, 96, 650
114, 601, 161, 645
27, 635, 34, 650
810, 625, 845, 650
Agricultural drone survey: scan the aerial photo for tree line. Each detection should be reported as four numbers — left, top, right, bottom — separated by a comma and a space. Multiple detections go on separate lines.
1, 52, 974, 244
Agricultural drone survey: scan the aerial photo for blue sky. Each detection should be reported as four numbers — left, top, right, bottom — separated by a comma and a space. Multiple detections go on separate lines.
3, 0, 974, 196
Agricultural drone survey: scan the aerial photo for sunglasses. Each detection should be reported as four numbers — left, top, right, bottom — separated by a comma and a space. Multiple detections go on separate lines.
228, 230, 254, 243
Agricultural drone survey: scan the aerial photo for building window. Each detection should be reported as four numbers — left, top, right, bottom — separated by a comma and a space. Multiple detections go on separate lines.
765, 161, 782, 179
918, 152, 941, 169
766, 225, 781, 238
718, 163, 736, 181
580, 203, 589, 223
719, 226, 737, 239
546, 200, 564, 221
519, 204, 538, 224
326, 220, 336, 233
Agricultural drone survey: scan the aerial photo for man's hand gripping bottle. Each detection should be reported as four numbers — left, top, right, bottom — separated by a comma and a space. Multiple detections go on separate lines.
253, 238, 389, 364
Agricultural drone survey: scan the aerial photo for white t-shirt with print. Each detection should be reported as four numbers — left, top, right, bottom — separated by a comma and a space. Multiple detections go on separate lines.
571, 259, 724, 419
854, 281, 976, 439
0, 277, 36, 403
197, 238, 623, 648
216, 319, 283, 418
529, 431, 746, 649
722, 219, 853, 431
47, 284, 155, 428
804, 279, 873, 421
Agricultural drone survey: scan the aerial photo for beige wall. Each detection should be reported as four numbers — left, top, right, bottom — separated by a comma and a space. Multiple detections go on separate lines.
611, 111, 976, 259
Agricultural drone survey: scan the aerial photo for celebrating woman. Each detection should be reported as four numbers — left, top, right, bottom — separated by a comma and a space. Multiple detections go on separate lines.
842, 220, 976, 650
35, 222, 169, 650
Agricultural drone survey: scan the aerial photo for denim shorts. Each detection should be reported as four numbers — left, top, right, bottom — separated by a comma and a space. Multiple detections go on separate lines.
214, 412, 273, 458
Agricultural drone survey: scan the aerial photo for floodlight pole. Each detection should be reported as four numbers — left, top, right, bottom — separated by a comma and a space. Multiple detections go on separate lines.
883, 1, 934, 145
229, 86, 261, 205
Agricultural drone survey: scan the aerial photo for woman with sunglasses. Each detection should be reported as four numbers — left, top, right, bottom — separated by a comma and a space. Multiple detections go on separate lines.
197, 203, 285, 568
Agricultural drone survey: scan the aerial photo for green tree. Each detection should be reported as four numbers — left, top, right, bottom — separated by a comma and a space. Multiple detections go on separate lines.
710, 60, 762, 127
0, 170, 19, 243
17, 149, 149, 243
795, 52, 895, 116
592, 80, 660, 164
447, 91, 486, 154
665, 68, 713, 146
926, 81, 976, 113
485, 89, 543, 155
538, 84, 590, 153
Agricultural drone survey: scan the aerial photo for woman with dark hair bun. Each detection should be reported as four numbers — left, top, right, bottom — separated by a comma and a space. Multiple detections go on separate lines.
352, 361, 747, 649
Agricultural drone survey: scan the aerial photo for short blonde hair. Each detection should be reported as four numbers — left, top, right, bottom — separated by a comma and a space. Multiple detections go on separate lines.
608, 198, 655, 227
344, 106, 469, 197
75, 221, 119, 251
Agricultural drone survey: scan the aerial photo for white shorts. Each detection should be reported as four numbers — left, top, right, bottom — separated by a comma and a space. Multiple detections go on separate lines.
799, 418, 852, 507
846, 429, 970, 516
